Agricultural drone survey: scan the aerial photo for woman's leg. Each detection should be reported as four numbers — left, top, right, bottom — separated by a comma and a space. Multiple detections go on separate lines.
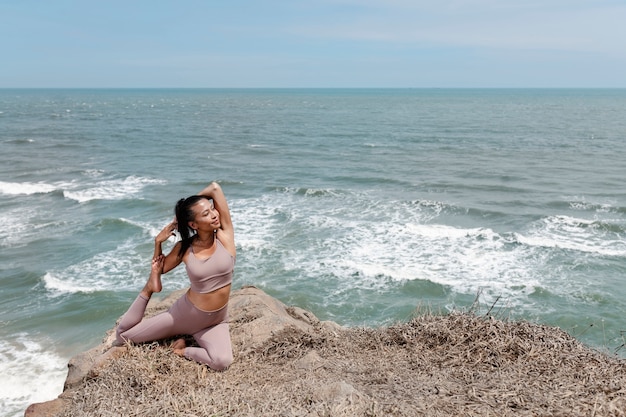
172, 302, 233, 371
116, 305, 179, 344
187, 322, 233, 371
115, 294, 149, 344
117, 259, 233, 369
115, 257, 166, 345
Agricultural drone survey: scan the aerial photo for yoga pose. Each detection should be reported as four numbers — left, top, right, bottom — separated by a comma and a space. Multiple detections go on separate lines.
116, 182, 235, 371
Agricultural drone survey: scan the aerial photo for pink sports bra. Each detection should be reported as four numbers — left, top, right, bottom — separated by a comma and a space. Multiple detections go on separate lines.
185, 239, 235, 294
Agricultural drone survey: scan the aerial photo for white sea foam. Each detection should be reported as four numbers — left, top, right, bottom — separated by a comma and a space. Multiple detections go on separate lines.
327, 221, 538, 305
0, 175, 165, 203
568, 196, 617, 214
119, 217, 167, 240
83, 169, 105, 178
0, 181, 57, 195
43, 238, 187, 296
233, 193, 542, 308
0, 207, 35, 248
516, 215, 626, 257
0, 335, 66, 417
0, 206, 69, 249
63, 176, 165, 203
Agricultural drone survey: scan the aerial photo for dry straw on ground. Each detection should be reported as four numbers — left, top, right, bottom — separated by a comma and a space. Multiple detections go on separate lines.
56, 289, 625, 417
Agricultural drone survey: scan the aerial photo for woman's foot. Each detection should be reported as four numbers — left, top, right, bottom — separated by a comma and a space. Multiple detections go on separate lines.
171, 338, 186, 356
139, 256, 163, 298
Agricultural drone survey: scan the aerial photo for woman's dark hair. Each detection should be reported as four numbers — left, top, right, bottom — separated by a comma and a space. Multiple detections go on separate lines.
174, 195, 212, 258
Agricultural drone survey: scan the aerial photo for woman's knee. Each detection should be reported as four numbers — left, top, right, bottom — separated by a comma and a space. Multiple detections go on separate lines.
115, 325, 131, 345
211, 351, 233, 371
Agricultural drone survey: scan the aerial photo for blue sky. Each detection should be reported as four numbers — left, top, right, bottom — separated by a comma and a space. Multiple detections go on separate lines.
1, 0, 625, 88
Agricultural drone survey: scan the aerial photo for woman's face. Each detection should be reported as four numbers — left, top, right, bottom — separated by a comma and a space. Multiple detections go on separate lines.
189, 199, 220, 232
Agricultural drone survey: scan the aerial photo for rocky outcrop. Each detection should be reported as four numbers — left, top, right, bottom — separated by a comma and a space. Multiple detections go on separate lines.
25, 286, 338, 417
24, 286, 626, 416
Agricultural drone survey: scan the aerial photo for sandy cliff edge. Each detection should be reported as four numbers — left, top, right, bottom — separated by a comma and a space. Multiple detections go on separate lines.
25, 286, 626, 417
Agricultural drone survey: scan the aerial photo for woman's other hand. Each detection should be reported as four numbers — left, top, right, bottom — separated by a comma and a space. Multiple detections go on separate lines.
156, 220, 178, 244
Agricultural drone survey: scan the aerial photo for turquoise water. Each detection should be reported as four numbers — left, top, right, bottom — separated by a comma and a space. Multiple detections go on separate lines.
1, 88, 625, 416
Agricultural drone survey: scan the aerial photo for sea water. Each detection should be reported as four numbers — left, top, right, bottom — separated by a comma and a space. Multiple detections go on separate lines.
1, 88, 625, 416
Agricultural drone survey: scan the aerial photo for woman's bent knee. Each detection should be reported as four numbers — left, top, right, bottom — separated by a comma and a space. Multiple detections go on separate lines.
211, 353, 233, 371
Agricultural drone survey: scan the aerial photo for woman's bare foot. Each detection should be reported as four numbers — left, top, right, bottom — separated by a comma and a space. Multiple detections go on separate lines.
139, 256, 163, 298
171, 338, 186, 356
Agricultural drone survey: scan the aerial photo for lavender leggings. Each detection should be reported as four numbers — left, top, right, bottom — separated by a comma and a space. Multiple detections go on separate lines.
116, 292, 233, 371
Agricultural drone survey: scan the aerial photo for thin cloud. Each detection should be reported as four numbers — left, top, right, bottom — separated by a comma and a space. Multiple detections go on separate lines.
1, 0, 625, 87
288, 1, 626, 53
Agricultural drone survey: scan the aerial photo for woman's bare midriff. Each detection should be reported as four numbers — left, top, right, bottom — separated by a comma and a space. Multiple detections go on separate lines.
187, 284, 231, 312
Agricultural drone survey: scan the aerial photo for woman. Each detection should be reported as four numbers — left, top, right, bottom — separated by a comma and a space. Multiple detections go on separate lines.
115, 182, 235, 371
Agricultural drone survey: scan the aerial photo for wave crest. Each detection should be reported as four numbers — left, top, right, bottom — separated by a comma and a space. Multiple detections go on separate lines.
0, 181, 57, 195
63, 176, 165, 203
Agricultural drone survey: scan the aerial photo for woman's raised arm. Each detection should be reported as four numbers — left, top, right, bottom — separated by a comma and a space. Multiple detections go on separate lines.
199, 182, 235, 256
198, 182, 233, 232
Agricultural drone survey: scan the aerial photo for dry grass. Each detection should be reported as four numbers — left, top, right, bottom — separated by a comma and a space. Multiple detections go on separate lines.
58, 309, 626, 417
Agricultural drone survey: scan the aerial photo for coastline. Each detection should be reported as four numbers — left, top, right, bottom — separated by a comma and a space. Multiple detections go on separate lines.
26, 286, 626, 416
4, 89, 626, 416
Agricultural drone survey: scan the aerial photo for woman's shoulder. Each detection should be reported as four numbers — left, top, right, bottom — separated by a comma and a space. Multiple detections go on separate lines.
175, 238, 193, 259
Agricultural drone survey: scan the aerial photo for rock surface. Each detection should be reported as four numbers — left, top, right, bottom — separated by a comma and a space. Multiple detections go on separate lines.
25, 286, 337, 417
24, 285, 626, 417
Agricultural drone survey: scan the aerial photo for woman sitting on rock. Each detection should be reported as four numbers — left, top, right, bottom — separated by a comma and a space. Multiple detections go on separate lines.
115, 182, 235, 371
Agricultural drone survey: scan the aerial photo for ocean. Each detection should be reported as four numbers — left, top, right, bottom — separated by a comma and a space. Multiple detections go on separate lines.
1, 88, 625, 416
